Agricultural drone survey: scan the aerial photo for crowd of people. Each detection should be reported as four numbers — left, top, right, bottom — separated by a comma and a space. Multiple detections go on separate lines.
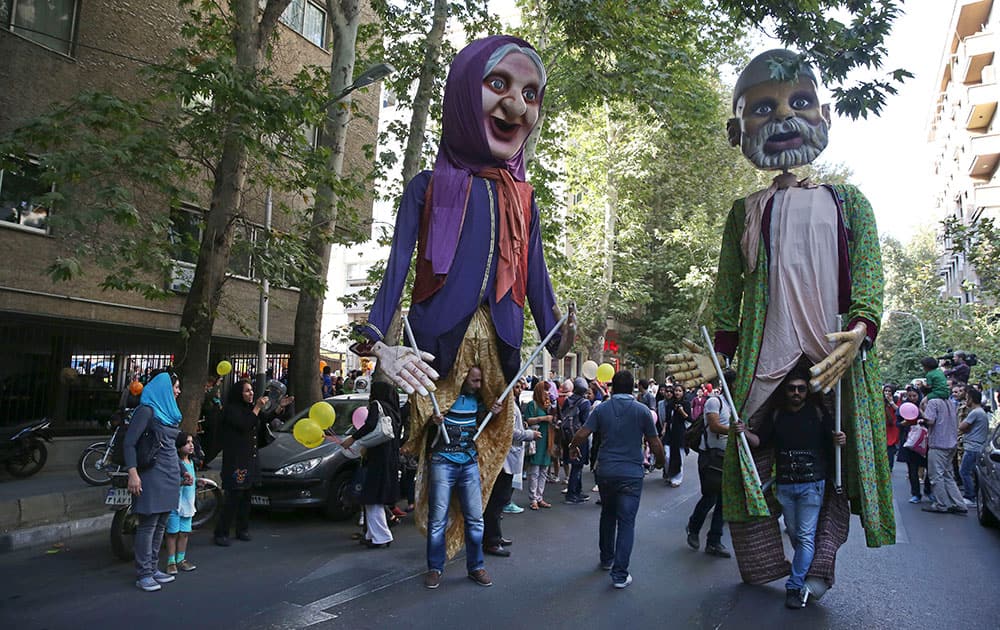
118, 346, 993, 596
882, 351, 992, 515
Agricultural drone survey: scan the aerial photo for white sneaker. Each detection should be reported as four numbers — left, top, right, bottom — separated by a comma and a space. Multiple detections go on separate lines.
613, 574, 632, 589
964, 497, 977, 508
592, 485, 599, 493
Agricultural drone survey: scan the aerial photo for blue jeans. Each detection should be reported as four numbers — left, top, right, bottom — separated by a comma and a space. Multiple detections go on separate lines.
567, 441, 589, 500
597, 476, 643, 583
776, 480, 825, 591
960, 450, 980, 501
427, 454, 484, 574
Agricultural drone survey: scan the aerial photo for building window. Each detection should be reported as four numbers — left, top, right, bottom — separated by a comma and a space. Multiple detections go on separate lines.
0, 161, 52, 233
168, 206, 258, 293
2, 0, 79, 56
279, 0, 326, 48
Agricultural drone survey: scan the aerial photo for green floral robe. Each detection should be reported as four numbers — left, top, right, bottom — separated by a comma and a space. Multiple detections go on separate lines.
714, 184, 895, 548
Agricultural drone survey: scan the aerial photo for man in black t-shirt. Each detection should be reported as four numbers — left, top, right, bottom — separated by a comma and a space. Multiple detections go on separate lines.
737, 368, 846, 610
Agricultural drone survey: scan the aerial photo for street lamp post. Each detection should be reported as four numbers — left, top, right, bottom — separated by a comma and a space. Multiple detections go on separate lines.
884, 310, 926, 349
256, 62, 396, 394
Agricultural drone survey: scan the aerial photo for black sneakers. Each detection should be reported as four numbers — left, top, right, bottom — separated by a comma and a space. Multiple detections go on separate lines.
705, 543, 731, 558
685, 527, 699, 550
785, 589, 806, 609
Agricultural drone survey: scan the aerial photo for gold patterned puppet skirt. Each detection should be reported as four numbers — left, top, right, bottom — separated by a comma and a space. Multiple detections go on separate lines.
406, 306, 513, 561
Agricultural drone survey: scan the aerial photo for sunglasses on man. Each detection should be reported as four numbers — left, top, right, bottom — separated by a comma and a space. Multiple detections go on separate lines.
785, 384, 808, 393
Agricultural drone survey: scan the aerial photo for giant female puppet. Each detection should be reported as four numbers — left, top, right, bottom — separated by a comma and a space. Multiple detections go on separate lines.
353, 36, 574, 560
666, 49, 894, 600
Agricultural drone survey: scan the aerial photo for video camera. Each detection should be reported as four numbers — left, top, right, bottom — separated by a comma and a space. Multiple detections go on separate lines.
938, 349, 978, 367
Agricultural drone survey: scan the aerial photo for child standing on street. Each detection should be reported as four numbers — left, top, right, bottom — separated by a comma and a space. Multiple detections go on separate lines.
166, 432, 198, 575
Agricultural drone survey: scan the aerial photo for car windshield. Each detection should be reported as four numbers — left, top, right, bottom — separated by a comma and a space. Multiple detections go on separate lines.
276, 397, 365, 435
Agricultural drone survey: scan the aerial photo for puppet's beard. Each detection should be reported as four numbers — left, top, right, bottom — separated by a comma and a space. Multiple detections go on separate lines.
742, 117, 829, 170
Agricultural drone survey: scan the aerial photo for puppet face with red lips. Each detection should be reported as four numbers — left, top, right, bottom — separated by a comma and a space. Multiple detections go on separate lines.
481, 51, 541, 161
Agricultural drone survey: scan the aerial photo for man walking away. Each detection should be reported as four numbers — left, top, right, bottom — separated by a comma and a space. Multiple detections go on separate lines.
959, 388, 989, 507
918, 392, 968, 516
563, 377, 593, 503
569, 370, 664, 589
686, 371, 736, 559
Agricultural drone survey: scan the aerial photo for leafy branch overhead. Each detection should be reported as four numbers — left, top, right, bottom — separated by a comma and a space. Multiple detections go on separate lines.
717, 0, 913, 119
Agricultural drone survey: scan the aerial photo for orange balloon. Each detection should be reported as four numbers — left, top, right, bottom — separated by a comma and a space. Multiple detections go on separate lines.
129, 381, 144, 396
319, 360, 328, 371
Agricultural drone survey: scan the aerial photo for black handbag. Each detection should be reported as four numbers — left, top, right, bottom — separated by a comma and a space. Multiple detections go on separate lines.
135, 424, 160, 472
347, 465, 367, 504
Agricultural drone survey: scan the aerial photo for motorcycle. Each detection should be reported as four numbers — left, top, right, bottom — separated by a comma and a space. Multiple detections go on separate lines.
0, 419, 53, 478
106, 471, 222, 561
77, 410, 132, 486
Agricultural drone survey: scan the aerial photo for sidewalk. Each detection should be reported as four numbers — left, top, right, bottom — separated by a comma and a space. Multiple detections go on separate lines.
0, 464, 220, 553
0, 467, 112, 552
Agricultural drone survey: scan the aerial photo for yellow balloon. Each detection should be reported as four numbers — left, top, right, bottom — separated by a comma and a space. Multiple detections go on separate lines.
309, 401, 336, 430
216, 360, 233, 376
293, 418, 324, 448
596, 363, 615, 383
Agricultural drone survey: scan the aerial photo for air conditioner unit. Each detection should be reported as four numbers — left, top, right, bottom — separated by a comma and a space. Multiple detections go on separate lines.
168, 263, 195, 293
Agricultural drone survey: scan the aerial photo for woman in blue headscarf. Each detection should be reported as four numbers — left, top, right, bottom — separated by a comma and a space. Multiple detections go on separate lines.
123, 371, 183, 592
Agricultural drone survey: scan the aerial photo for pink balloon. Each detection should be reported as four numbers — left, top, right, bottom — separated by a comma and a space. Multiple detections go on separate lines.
352, 406, 369, 429
899, 402, 919, 420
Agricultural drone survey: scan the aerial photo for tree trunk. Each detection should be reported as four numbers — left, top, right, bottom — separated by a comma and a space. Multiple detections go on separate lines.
587, 103, 618, 370
174, 0, 291, 434
289, 0, 361, 405
399, 0, 448, 185
377, 0, 449, 350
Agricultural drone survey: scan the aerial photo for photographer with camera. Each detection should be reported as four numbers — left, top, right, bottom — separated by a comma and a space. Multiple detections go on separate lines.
944, 351, 972, 385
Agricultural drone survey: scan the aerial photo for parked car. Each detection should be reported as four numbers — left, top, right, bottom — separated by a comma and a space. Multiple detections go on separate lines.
253, 392, 405, 521
974, 421, 1000, 528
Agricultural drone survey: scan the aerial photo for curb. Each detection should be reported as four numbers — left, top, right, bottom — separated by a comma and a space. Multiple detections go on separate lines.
0, 513, 114, 553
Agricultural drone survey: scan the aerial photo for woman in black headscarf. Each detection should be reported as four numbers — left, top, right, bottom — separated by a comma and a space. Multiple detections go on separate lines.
214, 378, 267, 546
337, 380, 401, 548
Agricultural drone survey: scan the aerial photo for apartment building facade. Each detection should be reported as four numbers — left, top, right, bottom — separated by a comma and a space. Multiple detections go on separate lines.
0, 0, 378, 432
931, 0, 999, 304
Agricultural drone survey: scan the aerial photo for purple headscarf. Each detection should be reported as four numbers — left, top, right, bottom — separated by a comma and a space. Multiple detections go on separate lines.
426, 35, 545, 275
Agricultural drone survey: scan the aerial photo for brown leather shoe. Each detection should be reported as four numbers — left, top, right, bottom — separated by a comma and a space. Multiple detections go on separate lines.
468, 568, 493, 587
424, 570, 442, 589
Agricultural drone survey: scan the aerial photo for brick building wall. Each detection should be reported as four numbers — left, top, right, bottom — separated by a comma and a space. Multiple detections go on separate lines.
0, 0, 379, 430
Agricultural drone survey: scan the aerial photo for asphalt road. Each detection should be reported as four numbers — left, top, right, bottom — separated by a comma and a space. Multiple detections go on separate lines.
1, 454, 997, 630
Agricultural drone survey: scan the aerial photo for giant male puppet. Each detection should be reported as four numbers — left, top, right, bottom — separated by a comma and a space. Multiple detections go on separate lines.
353, 35, 574, 560
666, 50, 894, 599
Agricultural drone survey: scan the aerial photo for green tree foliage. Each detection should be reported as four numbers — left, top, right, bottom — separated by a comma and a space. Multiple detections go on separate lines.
716, 0, 912, 119
880, 229, 1000, 387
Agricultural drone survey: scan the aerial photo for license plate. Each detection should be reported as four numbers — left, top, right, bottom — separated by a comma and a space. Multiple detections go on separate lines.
105, 488, 132, 506
250, 495, 269, 506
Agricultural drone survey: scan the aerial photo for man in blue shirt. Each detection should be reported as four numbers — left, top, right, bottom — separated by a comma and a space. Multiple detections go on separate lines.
569, 370, 664, 589
424, 366, 502, 590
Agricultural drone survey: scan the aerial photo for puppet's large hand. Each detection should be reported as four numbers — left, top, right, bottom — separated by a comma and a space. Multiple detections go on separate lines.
554, 303, 577, 359
371, 341, 439, 396
809, 321, 867, 393
664, 339, 722, 388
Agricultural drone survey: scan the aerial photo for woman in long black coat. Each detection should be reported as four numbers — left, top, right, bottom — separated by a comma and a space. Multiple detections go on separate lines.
338, 380, 401, 548
214, 378, 267, 546
662, 384, 690, 487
